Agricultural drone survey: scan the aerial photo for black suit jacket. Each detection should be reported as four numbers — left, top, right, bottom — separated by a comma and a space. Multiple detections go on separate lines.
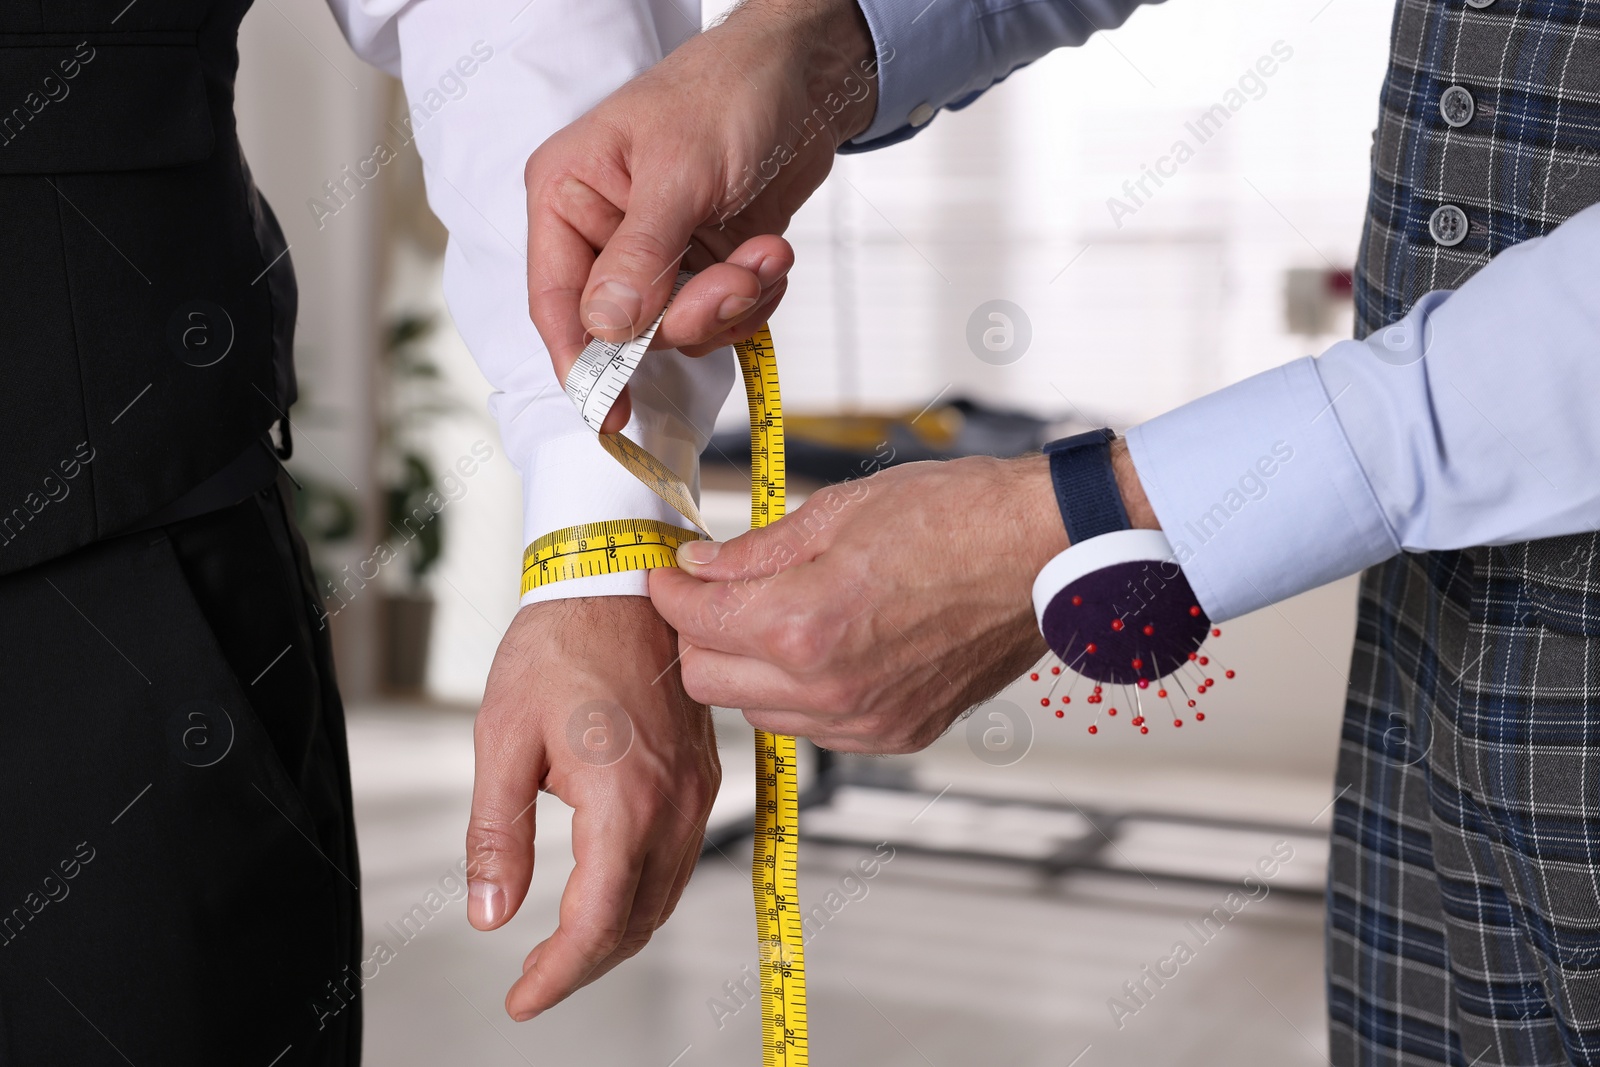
0, 0, 295, 576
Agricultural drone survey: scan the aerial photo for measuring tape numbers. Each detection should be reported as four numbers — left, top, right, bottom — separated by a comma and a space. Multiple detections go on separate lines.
521, 518, 704, 592
537, 277, 809, 1066
736, 326, 807, 1067
563, 272, 689, 434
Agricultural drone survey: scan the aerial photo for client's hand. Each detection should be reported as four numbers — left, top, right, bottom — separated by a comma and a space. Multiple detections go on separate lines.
466, 596, 718, 1020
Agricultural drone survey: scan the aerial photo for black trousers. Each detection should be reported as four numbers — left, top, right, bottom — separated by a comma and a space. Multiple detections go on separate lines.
0, 477, 361, 1064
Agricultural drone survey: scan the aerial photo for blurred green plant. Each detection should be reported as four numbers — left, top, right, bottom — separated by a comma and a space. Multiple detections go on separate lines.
379, 311, 465, 587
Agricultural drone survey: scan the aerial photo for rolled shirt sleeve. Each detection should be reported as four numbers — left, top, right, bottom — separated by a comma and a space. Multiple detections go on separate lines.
847, 0, 1161, 150
1127, 201, 1600, 621
327, 0, 736, 606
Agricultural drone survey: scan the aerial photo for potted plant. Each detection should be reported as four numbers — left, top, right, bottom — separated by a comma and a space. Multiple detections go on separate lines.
376, 311, 460, 695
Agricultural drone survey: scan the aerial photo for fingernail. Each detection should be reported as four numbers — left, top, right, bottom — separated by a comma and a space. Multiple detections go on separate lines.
512, 1010, 538, 1023
756, 255, 790, 287
717, 294, 758, 322
678, 540, 722, 567
585, 280, 640, 333
469, 881, 504, 928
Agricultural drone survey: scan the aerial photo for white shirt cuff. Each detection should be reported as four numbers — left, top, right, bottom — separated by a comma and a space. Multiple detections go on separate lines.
518, 423, 705, 607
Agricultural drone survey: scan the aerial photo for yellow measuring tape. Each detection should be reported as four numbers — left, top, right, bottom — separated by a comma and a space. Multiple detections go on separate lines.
526, 324, 807, 1065
521, 519, 703, 590
736, 329, 807, 1067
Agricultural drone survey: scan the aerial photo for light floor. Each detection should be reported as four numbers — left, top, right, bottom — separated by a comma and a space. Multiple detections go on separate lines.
350, 705, 1332, 1067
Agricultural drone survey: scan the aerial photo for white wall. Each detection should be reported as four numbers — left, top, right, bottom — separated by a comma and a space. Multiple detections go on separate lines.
750, 0, 1393, 424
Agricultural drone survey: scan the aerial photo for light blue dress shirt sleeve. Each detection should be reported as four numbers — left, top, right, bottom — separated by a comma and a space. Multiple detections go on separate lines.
1126, 201, 1600, 621
844, 0, 1163, 150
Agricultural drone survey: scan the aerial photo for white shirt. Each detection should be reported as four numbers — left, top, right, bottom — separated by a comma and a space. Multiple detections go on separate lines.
326, 0, 736, 606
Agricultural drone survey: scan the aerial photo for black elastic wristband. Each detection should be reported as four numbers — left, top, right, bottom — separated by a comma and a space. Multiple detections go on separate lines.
1043, 428, 1131, 544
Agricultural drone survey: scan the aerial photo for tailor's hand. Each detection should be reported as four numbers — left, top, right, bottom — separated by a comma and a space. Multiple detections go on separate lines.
647, 456, 1057, 751
650, 446, 1160, 751
466, 596, 719, 1021
525, 0, 879, 432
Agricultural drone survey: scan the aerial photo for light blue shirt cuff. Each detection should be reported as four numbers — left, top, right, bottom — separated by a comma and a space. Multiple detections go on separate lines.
848, 0, 985, 147
848, 0, 1157, 149
1314, 212, 1600, 554
1124, 357, 1400, 622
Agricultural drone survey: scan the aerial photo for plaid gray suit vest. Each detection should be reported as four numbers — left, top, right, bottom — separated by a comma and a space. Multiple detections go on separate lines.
1332, 1, 1600, 1063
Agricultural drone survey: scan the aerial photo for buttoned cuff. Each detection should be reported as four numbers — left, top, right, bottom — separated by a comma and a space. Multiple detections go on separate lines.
846, 0, 1159, 150
518, 428, 703, 606
847, 0, 990, 148
1124, 355, 1400, 621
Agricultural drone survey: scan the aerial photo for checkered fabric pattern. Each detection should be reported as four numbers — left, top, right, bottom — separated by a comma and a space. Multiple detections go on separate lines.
1332, 1, 1600, 1063
1354, 0, 1600, 330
